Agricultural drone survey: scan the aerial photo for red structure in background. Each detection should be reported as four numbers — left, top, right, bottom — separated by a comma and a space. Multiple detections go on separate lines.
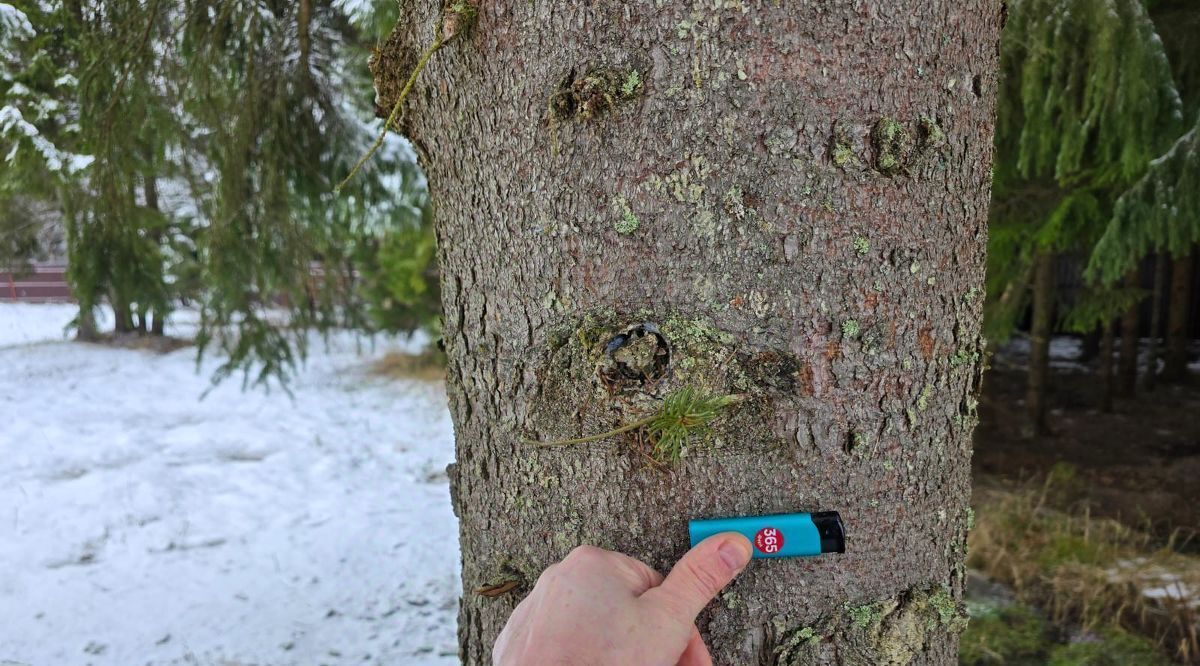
0, 263, 72, 302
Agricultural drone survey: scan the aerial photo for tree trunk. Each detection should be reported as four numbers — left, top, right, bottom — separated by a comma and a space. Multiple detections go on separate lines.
1163, 250, 1193, 382
1078, 326, 1100, 363
1118, 269, 1140, 397
143, 168, 167, 337
1144, 254, 1167, 391
1026, 252, 1054, 435
76, 308, 99, 342
298, 0, 313, 88
375, 3, 999, 662
113, 297, 133, 334
1099, 321, 1115, 413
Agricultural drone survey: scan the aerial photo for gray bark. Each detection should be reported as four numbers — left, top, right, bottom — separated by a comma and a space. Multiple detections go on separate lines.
375, 2, 999, 663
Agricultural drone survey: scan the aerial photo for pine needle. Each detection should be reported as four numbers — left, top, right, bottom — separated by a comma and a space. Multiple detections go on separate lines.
526, 387, 742, 462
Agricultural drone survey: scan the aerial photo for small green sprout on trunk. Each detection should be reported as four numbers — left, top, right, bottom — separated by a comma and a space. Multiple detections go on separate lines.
527, 387, 741, 462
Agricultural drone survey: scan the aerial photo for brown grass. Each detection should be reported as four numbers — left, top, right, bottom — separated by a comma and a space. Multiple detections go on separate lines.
969, 466, 1200, 662
370, 348, 446, 381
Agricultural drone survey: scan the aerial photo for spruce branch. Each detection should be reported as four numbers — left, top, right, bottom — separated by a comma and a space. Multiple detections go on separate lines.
526, 388, 742, 462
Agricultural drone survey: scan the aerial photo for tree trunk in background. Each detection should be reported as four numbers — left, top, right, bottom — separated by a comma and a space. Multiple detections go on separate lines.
298, 0, 313, 90
143, 170, 166, 337
76, 309, 99, 342
1118, 269, 1140, 396
1100, 322, 1115, 413
1079, 326, 1100, 363
1144, 254, 1167, 391
376, 3, 999, 662
1027, 252, 1054, 435
113, 298, 132, 334
1163, 251, 1193, 382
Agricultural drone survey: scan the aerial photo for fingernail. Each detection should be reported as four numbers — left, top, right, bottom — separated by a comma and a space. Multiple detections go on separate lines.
717, 536, 752, 572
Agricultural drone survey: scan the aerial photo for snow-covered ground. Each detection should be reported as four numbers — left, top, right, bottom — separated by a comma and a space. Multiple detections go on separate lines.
0, 304, 459, 665
995, 332, 1200, 373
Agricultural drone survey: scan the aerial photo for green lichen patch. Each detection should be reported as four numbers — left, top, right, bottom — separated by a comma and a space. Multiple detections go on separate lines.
872, 117, 912, 176
612, 195, 640, 234
549, 66, 643, 122
722, 185, 747, 221
848, 602, 887, 629
842, 586, 968, 664
841, 319, 861, 339
831, 120, 859, 168
853, 236, 871, 255
775, 586, 968, 665
917, 384, 933, 411
834, 143, 856, 167
620, 69, 641, 97
949, 346, 980, 368
774, 624, 823, 664
646, 155, 711, 204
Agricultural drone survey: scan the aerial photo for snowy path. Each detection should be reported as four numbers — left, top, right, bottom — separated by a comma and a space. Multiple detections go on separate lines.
0, 305, 459, 665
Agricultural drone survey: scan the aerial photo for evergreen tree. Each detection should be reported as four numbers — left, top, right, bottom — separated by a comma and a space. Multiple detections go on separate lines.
3, 0, 439, 385
0, 2, 92, 274
1087, 1, 1200, 381
987, 0, 1182, 425
1089, 115, 1200, 284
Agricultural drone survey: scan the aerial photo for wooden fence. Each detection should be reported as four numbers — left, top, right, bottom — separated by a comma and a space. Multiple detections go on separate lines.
0, 263, 72, 302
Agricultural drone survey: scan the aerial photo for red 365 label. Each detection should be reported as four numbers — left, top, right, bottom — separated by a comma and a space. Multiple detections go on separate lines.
754, 527, 784, 554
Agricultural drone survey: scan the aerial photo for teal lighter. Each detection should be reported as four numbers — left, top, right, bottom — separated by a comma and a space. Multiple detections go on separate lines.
688, 511, 846, 558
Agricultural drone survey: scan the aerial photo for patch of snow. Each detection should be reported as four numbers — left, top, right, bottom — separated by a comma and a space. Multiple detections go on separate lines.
0, 302, 85, 347
1143, 581, 1192, 602
0, 3, 34, 39
994, 334, 1090, 372
0, 304, 459, 665
0, 105, 92, 174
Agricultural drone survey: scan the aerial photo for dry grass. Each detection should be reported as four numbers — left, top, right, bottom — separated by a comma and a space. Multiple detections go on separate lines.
969, 465, 1200, 662
369, 348, 446, 381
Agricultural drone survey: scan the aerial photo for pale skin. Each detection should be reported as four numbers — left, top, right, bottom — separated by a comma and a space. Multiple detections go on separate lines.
493, 533, 754, 666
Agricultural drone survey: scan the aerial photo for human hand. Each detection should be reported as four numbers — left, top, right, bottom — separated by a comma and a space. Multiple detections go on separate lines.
492, 533, 753, 666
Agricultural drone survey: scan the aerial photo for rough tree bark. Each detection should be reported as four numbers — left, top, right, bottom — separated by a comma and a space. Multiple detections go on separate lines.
1163, 250, 1193, 382
1118, 269, 1141, 396
1026, 252, 1053, 435
374, 3, 999, 663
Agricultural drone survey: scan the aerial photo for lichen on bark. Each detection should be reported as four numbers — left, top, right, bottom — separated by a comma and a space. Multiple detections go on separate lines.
773, 586, 968, 666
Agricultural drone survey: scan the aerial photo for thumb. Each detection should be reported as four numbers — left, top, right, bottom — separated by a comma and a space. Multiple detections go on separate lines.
641, 533, 752, 620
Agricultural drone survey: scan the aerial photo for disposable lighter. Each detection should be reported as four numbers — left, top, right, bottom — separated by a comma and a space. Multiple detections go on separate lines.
688, 511, 845, 558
